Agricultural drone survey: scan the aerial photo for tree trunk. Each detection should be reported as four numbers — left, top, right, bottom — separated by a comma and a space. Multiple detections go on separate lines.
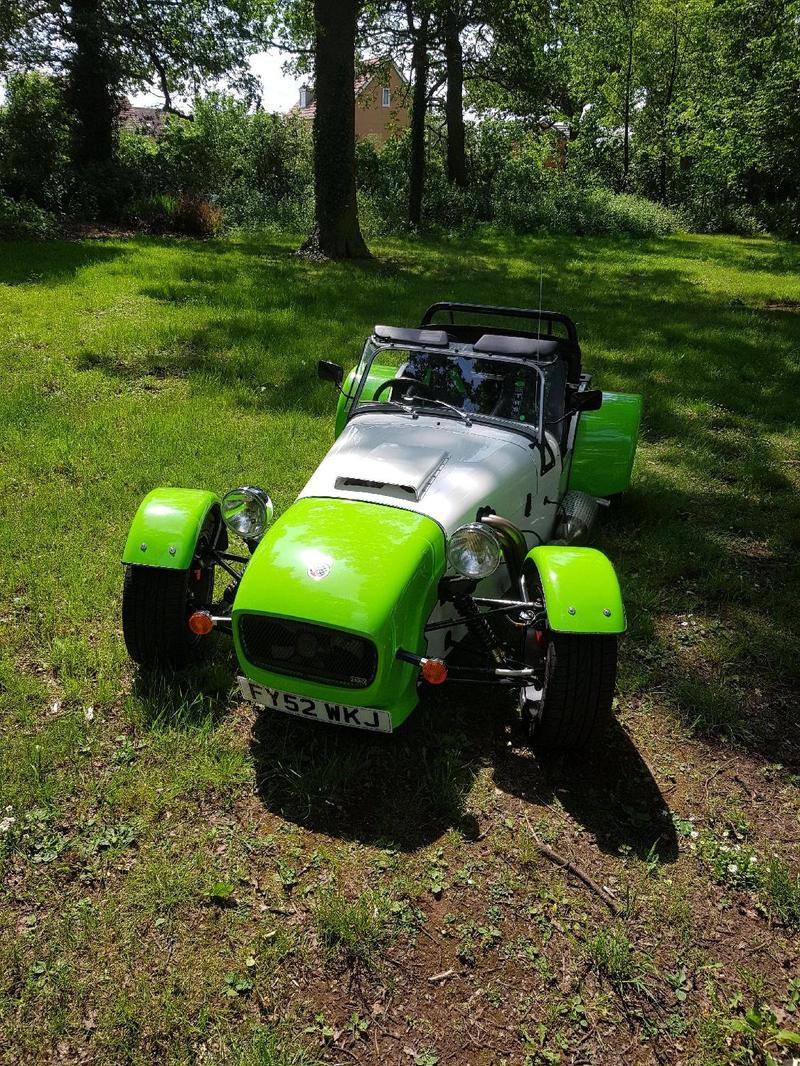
408, 9, 430, 227
621, 23, 633, 190
658, 12, 681, 203
64, 0, 119, 169
444, 6, 466, 187
303, 0, 370, 258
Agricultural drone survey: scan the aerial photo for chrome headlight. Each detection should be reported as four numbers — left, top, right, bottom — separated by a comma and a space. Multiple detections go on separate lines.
447, 523, 501, 580
221, 486, 273, 542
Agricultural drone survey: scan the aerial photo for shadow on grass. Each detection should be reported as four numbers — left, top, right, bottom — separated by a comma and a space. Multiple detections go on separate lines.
493, 716, 679, 862
249, 684, 678, 860
0, 240, 124, 285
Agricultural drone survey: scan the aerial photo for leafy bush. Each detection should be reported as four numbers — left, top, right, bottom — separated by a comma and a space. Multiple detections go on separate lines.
492, 138, 684, 236
683, 198, 763, 237
0, 194, 59, 239
755, 199, 800, 241
357, 133, 482, 236
356, 135, 409, 234
422, 170, 483, 234
172, 194, 223, 237
158, 96, 247, 196
121, 99, 312, 232
115, 131, 163, 202
121, 194, 177, 233
0, 72, 70, 210
0, 82, 786, 239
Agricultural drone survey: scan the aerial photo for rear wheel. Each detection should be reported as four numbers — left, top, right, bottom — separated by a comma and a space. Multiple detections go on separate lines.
122, 561, 214, 670
528, 632, 617, 752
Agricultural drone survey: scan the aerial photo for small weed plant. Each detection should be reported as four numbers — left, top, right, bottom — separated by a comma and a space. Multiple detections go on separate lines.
312, 887, 389, 970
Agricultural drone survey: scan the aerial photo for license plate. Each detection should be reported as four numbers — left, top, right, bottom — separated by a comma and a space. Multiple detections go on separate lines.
237, 676, 392, 733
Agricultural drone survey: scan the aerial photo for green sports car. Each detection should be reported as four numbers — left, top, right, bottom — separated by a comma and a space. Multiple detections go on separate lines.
122, 302, 641, 750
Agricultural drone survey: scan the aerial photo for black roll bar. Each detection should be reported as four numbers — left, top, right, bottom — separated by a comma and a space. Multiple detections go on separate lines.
420, 301, 579, 345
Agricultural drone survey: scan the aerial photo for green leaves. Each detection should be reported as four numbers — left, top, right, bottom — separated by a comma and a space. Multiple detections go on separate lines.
206, 879, 236, 904
87, 823, 136, 853
223, 971, 253, 996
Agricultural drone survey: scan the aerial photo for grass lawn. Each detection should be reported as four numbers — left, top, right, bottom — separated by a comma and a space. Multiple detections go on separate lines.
1, 231, 800, 1065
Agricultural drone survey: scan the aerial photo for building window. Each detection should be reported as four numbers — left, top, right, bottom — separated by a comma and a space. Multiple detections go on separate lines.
382, 87, 391, 108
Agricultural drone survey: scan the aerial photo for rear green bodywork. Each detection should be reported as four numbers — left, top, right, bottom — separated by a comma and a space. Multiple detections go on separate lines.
335, 363, 396, 437
527, 545, 626, 634
568, 392, 642, 497
122, 488, 220, 569
232, 496, 446, 726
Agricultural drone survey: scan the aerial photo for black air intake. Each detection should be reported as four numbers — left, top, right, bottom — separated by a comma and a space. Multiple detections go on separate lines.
238, 615, 378, 689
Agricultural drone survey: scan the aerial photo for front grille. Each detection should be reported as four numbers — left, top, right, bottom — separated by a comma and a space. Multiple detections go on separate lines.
238, 615, 378, 689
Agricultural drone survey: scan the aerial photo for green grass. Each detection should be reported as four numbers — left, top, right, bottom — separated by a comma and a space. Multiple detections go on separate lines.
1, 230, 800, 1063
583, 925, 648, 990
311, 886, 390, 969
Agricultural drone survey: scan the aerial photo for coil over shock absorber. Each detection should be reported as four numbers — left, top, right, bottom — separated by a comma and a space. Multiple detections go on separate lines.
452, 590, 507, 664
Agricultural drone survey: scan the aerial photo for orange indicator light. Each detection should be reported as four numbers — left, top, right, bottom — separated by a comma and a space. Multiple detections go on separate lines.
420, 658, 448, 685
188, 611, 214, 636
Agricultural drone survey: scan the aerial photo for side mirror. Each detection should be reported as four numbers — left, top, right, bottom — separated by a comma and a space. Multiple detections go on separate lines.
568, 389, 603, 413
317, 360, 344, 388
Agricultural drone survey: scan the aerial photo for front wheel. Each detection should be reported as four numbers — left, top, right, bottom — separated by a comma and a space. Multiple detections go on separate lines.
122, 562, 213, 670
528, 632, 617, 752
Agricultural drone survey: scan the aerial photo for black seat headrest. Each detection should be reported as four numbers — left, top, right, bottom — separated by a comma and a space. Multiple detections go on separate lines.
473, 334, 559, 358
374, 324, 449, 347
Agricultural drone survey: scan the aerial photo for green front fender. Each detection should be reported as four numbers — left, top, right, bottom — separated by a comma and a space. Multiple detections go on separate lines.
122, 488, 222, 569
526, 546, 626, 634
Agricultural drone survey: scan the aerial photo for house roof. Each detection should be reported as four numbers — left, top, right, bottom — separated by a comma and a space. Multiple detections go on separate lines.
119, 98, 169, 135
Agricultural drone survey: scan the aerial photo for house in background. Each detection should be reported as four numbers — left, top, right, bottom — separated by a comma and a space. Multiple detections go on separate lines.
118, 97, 168, 137
295, 58, 409, 145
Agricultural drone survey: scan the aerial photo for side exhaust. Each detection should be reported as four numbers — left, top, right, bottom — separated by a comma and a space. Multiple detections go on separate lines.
551, 490, 605, 545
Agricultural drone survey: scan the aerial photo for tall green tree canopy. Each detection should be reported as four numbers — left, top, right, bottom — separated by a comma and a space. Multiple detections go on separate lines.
2, 0, 269, 167
2, 0, 268, 104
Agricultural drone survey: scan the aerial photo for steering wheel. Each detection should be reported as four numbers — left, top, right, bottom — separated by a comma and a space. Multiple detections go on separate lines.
372, 376, 432, 401
371, 375, 472, 424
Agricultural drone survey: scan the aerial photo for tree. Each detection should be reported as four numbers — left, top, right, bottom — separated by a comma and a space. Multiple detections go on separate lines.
632, 0, 700, 203
616, 0, 643, 188
442, 2, 467, 185
63, 0, 121, 167
303, 0, 370, 256
406, 2, 432, 225
3, 0, 267, 169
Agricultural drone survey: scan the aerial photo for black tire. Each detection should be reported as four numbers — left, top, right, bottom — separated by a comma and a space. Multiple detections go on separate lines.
122, 563, 213, 670
605, 492, 625, 523
530, 632, 617, 752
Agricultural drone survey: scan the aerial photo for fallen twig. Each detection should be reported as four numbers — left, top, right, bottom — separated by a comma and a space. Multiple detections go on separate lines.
523, 813, 620, 915
704, 763, 728, 792
428, 968, 456, 984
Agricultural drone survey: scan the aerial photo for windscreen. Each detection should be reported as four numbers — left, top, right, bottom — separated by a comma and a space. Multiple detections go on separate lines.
354, 346, 544, 431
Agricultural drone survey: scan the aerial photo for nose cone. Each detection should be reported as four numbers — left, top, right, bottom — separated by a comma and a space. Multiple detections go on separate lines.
232, 496, 446, 722
233, 496, 445, 637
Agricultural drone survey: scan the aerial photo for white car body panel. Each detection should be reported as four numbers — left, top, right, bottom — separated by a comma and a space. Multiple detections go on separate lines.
299, 411, 564, 656
299, 411, 562, 544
